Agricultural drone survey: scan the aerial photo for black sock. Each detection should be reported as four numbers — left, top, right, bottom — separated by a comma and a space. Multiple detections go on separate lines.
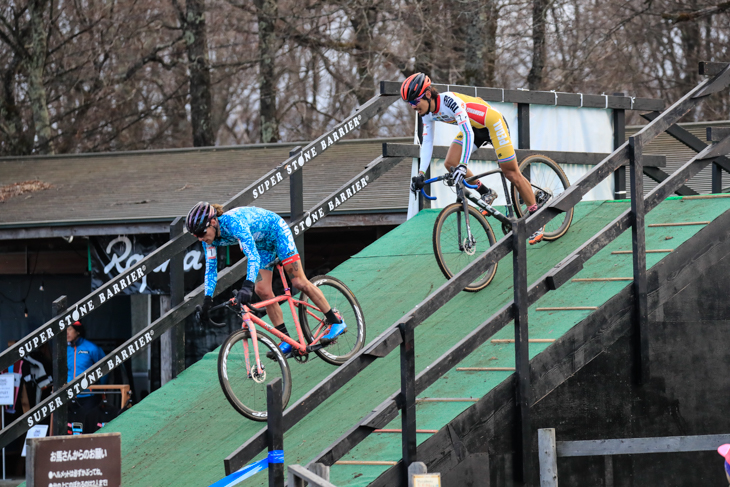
275, 324, 290, 337
325, 309, 340, 324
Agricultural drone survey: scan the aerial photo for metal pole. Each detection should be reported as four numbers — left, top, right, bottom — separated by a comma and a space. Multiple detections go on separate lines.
512, 218, 531, 483
2, 407, 5, 479
51, 296, 68, 437
613, 92, 627, 200
267, 378, 284, 487
400, 321, 417, 485
629, 136, 649, 384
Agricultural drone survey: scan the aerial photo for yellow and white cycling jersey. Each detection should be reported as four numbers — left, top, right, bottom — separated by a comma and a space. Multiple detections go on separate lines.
419, 92, 516, 173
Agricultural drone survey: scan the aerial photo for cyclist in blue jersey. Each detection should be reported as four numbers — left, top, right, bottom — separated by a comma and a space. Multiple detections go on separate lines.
185, 202, 347, 356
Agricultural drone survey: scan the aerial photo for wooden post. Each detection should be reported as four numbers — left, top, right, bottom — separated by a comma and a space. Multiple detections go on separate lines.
51, 296, 67, 437
629, 135, 649, 384
538, 429, 558, 487
400, 321, 417, 485
613, 92, 627, 200
712, 162, 723, 193
289, 147, 305, 268
512, 218, 532, 483
169, 216, 185, 378
267, 377, 284, 487
408, 461, 427, 487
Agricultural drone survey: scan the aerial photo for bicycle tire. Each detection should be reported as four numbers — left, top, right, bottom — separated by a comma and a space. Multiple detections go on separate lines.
298, 275, 366, 366
217, 328, 292, 421
510, 154, 573, 240
432, 203, 498, 292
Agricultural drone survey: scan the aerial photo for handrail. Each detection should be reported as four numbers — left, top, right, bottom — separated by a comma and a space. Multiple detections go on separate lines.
0, 152, 405, 450
0, 94, 398, 374
224, 64, 730, 476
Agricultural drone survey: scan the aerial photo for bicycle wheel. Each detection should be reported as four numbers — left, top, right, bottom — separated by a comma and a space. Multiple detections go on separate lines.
298, 275, 366, 366
432, 203, 498, 292
218, 328, 292, 421
511, 154, 573, 240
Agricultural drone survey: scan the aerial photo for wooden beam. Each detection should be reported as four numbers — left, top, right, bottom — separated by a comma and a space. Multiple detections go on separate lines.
416, 397, 479, 402
572, 278, 632, 282
536, 307, 598, 311
611, 249, 672, 254
556, 433, 730, 457
491, 339, 555, 343
456, 367, 515, 372
647, 222, 709, 227
374, 429, 438, 434
335, 461, 398, 466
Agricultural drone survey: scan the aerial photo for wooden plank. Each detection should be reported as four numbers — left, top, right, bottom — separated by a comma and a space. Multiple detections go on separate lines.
647, 222, 709, 227
681, 194, 730, 199
556, 433, 730, 457
538, 429, 558, 487
536, 307, 598, 311
572, 278, 632, 282
611, 249, 672, 254
416, 397, 479, 402
491, 339, 555, 343
374, 429, 438, 434
378, 81, 664, 110
335, 461, 398, 466
456, 367, 515, 372
288, 465, 337, 487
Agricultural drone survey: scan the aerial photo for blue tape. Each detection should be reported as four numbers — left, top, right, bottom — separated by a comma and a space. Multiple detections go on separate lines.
268, 450, 284, 464
207, 451, 284, 487
208, 458, 268, 487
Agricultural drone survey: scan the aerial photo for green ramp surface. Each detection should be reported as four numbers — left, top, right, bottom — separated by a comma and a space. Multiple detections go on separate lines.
59, 196, 730, 487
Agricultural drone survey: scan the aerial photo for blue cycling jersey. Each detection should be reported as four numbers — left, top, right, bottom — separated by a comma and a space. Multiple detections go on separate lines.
202, 207, 299, 296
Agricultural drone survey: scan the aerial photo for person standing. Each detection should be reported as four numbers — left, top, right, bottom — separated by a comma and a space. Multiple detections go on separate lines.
67, 320, 107, 413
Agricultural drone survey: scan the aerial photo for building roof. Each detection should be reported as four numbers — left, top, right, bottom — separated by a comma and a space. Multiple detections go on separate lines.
0, 138, 412, 239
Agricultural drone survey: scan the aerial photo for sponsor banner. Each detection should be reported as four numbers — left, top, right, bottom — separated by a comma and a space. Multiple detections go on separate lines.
90, 235, 205, 295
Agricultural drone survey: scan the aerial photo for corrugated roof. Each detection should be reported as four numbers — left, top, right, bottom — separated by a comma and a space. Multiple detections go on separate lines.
626, 120, 730, 194
0, 138, 413, 230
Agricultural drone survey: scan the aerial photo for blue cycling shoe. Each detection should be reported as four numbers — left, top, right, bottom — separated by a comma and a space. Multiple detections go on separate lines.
278, 341, 293, 355
322, 319, 347, 341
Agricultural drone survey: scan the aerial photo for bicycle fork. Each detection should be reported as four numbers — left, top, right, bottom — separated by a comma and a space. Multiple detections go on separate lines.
242, 318, 265, 380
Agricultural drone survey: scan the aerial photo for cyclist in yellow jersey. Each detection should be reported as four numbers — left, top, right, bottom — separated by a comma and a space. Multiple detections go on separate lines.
402, 73, 545, 244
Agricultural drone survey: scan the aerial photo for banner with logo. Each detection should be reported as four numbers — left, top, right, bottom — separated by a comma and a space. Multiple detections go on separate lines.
90, 235, 207, 294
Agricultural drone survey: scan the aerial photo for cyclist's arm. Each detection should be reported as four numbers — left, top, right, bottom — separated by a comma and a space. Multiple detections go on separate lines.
418, 117, 435, 174
227, 219, 262, 282
202, 241, 219, 296
449, 96, 475, 166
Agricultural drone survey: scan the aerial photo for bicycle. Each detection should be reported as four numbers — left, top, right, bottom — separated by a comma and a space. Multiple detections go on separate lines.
417, 154, 573, 292
198, 263, 366, 421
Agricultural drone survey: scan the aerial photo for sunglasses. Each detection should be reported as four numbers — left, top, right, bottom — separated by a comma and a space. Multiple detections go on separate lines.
409, 93, 426, 107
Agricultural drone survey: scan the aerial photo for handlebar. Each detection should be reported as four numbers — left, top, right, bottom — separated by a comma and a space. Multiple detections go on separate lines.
195, 290, 266, 328
417, 174, 478, 200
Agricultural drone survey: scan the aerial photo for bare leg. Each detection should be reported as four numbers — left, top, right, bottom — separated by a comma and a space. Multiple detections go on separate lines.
283, 260, 331, 315
500, 159, 536, 207
254, 270, 284, 326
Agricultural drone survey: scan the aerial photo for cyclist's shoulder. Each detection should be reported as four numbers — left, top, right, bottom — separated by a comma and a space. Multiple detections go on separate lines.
449, 91, 490, 107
